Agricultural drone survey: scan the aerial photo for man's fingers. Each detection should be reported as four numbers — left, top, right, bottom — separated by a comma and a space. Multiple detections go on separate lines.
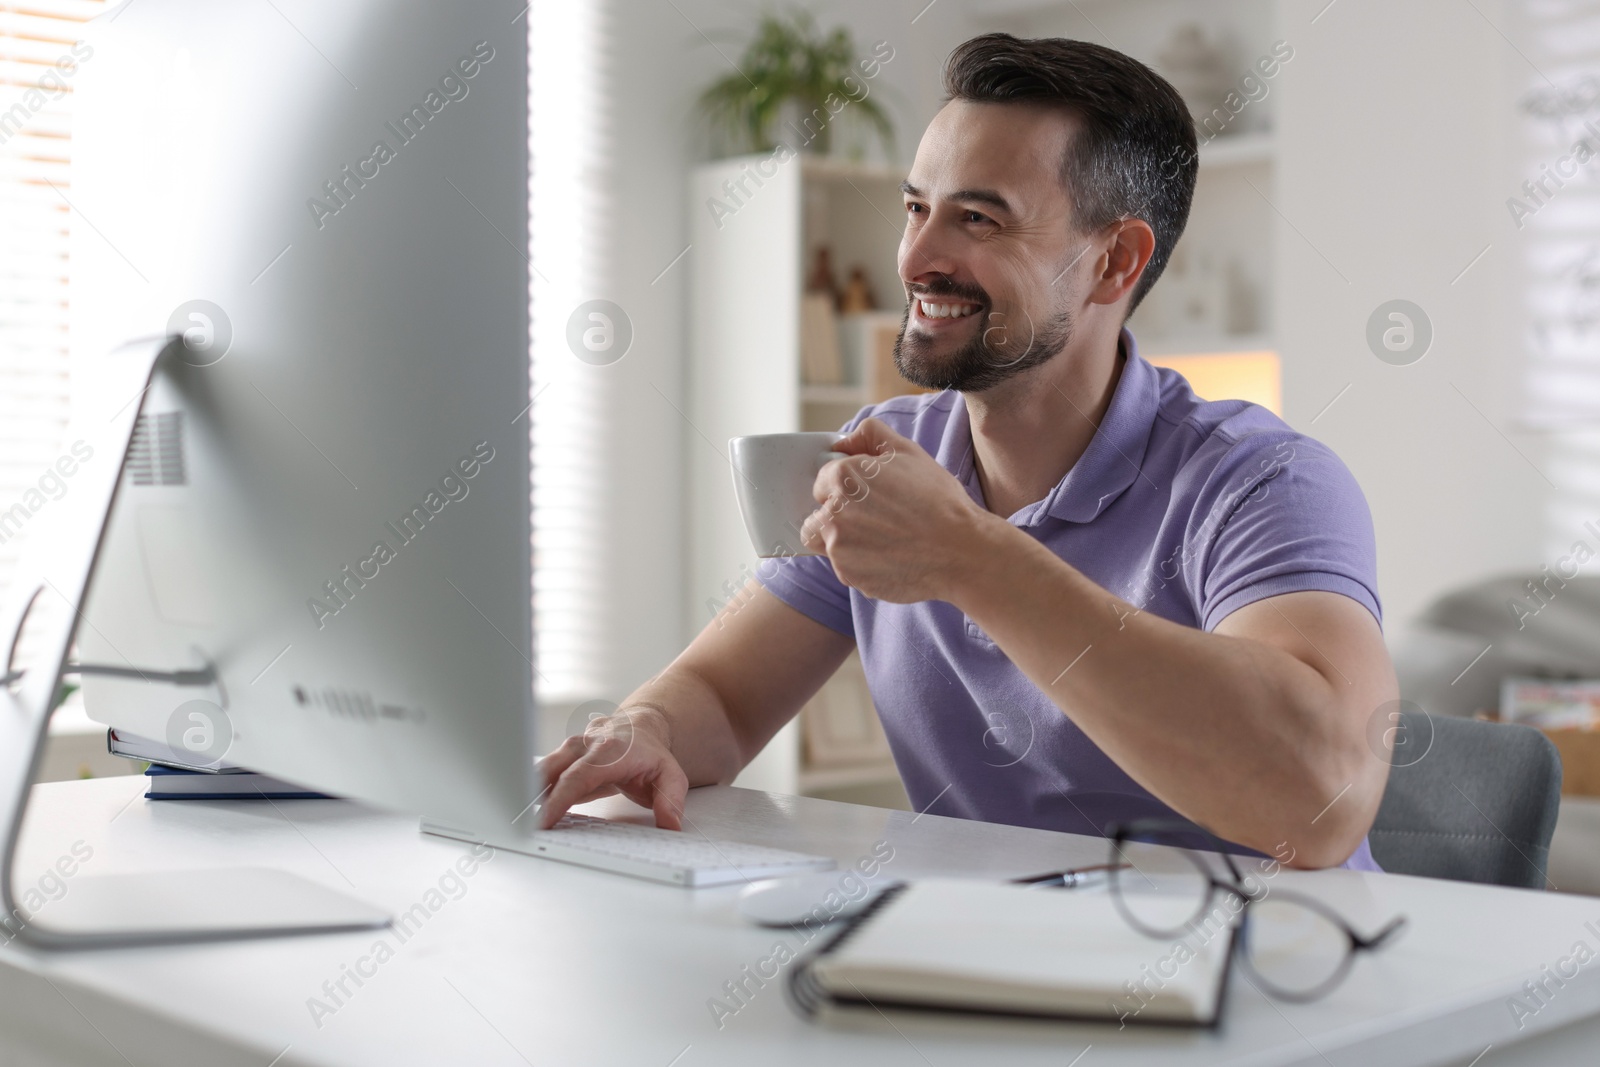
533, 739, 590, 822
565, 782, 623, 807
650, 760, 690, 831
834, 416, 904, 457
537, 781, 580, 830
539, 750, 632, 829
535, 707, 688, 830
534, 735, 588, 792
812, 453, 864, 505
800, 507, 829, 553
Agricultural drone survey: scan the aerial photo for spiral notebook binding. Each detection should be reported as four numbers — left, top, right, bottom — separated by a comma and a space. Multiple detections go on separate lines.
785, 881, 909, 1019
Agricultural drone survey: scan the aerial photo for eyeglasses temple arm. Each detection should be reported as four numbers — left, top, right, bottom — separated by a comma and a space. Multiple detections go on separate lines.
1354, 914, 1408, 950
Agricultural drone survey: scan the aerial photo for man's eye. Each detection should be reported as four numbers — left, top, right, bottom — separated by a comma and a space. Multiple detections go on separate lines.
905, 202, 925, 215
964, 210, 989, 224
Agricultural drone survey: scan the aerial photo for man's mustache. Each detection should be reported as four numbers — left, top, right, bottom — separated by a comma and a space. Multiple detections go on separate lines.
906, 280, 990, 306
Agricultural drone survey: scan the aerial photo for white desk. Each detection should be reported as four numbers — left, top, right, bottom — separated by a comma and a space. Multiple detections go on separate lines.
2, 778, 1598, 1067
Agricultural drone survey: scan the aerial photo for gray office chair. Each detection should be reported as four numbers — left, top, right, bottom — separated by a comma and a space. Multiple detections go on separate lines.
1368, 712, 1562, 889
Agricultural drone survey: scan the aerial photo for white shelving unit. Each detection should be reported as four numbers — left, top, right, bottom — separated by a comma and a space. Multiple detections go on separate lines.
1198, 130, 1277, 169
1139, 332, 1276, 359
799, 383, 876, 406
686, 152, 911, 806
797, 759, 901, 793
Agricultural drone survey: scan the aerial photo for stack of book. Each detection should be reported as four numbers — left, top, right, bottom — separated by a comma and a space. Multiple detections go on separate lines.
1500, 677, 1600, 796
107, 728, 332, 800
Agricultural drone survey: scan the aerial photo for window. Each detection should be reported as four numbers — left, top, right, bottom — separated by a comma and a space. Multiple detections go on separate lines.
530, 0, 609, 704
5, 2, 606, 709
1514, 0, 1600, 558
0, 0, 108, 606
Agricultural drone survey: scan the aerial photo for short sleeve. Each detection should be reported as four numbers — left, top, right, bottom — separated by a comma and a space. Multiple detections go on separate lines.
757, 553, 854, 637
1185, 433, 1383, 633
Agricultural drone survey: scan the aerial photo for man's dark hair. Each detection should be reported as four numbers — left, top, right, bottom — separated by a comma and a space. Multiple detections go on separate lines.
942, 33, 1197, 313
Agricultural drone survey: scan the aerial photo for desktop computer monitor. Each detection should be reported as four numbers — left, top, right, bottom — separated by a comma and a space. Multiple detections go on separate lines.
2, 3, 835, 939
68, 0, 537, 840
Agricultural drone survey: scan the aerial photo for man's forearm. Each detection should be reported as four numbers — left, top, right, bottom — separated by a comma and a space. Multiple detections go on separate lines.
604, 584, 855, 796
946, 514, 1382, 866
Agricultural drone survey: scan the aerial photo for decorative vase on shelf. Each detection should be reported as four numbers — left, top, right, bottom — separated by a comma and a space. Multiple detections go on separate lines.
840, 266, 876, 313
806, 247, 839, 306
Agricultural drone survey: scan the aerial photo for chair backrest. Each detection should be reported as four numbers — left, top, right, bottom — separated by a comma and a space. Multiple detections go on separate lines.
1368, 712, 1562, 889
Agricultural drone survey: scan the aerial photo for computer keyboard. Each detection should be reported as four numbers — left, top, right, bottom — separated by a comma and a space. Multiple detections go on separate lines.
420, 813, 836, 888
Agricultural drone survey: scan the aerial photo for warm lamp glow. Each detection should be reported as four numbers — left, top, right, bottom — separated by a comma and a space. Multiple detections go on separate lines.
1145, 351, 1282, 416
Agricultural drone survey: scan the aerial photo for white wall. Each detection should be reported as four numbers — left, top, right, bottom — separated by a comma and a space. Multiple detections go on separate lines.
1272, 0, 1543, 634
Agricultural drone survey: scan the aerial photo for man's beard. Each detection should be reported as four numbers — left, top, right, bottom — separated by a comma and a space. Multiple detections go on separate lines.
893, 288, 1074, 393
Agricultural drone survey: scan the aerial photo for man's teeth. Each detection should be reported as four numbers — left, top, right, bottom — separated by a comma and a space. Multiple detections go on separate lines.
918, 300, 979, 319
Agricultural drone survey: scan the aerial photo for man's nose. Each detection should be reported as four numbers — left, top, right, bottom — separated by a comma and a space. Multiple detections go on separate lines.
899, 216, 962, 285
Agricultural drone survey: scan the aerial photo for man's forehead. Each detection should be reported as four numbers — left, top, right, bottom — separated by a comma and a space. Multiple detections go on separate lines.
906, 99, 1078, 203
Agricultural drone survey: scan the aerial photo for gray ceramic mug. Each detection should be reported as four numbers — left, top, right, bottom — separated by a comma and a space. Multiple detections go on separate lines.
728, 432, 846, 557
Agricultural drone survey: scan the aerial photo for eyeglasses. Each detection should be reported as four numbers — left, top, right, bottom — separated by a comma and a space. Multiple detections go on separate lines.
1107, 818, 1407, 1003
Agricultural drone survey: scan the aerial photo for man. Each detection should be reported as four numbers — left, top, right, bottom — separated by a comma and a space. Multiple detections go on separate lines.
540, 34, 1397, 869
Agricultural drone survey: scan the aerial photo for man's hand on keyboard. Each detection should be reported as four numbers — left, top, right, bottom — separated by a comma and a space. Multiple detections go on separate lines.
536, 705, 689, 831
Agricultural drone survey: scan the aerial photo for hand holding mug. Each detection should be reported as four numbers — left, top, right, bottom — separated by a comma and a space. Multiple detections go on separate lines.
801, 418, 992, 603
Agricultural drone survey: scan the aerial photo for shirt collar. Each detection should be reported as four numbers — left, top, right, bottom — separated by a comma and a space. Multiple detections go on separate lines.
934, 327, 1159, 527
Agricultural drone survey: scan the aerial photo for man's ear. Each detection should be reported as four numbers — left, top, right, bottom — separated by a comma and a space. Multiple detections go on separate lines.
1086, 218, 1156, 309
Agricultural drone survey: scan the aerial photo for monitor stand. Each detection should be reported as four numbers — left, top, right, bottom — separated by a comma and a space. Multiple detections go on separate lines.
0, 336, 391, 949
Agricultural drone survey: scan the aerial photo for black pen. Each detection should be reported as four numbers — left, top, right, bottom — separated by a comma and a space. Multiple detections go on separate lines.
1010, 862, 1128, 889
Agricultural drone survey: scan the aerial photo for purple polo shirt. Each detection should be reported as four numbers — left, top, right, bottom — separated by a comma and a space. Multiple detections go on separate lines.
758, 329, 1384, 871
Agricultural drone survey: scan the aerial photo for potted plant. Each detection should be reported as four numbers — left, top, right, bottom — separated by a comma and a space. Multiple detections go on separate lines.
696, 10, 894, 159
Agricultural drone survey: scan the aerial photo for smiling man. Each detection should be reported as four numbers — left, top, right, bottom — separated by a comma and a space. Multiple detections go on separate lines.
539, 34, 1398, 869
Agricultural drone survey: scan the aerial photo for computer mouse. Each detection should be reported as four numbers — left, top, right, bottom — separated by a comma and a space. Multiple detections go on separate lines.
735, 871, 897, 928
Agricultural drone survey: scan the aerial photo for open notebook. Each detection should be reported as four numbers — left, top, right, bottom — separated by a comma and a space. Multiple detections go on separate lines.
788, 879, 1238, 1027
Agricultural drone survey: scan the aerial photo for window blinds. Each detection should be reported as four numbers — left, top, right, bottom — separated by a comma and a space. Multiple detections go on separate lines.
4, 2, 602, 706
0, 0, 107, 606
1515, 0, 1600, 556
530, 0, 609, 703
